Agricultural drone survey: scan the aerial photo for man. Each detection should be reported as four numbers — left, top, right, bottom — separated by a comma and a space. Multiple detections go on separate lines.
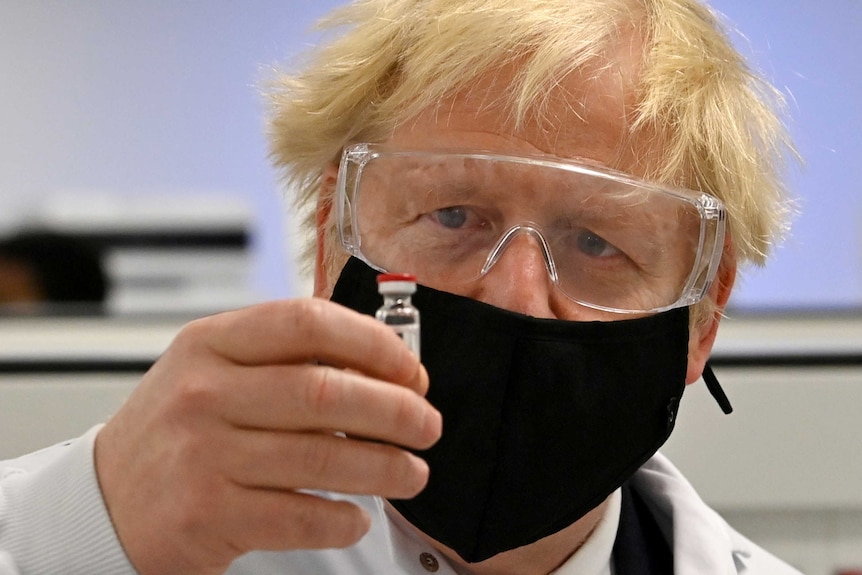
0, 0, 800, 573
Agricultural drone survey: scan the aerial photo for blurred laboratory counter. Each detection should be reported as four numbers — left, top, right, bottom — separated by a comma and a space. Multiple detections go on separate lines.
0, 313, 188, 459
1, 310, 861, 573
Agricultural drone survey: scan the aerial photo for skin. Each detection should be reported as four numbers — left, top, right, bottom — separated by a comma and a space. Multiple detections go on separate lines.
95, 30, 735, 575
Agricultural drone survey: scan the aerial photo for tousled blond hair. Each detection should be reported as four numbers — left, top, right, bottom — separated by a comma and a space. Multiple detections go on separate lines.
267, 0, 795, 318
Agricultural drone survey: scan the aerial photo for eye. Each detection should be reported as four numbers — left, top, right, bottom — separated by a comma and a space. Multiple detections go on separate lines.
433, 206, 469, 229
576, 231, 621, 257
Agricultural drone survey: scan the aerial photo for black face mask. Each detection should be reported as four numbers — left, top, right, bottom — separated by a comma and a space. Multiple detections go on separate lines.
331, 257, 723, 563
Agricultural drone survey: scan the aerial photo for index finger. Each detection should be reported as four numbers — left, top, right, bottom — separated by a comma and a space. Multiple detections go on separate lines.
189, 298, 426, 392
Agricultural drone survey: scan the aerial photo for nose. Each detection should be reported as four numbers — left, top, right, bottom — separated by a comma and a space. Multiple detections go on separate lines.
468, 226, 565, 319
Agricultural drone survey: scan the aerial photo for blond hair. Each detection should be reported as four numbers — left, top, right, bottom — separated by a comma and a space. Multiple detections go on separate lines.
267, 0, 795, 314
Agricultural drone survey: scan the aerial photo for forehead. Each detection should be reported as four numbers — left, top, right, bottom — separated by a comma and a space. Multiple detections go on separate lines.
385, 29, 647, 173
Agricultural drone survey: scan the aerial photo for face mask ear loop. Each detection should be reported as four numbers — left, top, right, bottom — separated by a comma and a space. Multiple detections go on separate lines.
703, 362, 733, 414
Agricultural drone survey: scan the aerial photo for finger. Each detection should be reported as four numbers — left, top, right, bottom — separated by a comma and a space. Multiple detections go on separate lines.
224, 428, 430, 499
219, 488, 372, 553
219, 363, 441, 450
189, 298, 426, 393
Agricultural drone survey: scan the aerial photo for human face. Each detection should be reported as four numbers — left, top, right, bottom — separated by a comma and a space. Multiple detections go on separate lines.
364, 58, 672, 322
318, 47, 732, 360
364, 61, 732, 377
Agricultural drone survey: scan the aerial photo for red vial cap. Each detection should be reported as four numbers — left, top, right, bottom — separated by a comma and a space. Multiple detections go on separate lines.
377, 273, 417, 283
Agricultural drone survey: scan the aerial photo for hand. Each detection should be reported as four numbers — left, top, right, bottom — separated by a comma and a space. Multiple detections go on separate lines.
94, 298, 441, 574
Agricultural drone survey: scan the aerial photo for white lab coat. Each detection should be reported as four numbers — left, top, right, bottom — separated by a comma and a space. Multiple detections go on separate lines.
228, 453, 804, 575
0, 426, 803, 574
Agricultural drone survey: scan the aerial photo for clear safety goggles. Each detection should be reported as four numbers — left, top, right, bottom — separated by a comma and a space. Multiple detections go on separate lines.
336, 143, 726, 314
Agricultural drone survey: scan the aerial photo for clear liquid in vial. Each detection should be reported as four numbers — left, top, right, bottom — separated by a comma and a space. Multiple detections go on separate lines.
376, 274, 420, 359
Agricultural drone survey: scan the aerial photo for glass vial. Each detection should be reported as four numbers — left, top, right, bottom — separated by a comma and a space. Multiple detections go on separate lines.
376, 273, 420, 359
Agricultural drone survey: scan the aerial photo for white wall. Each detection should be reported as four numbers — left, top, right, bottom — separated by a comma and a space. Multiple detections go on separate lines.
707, 0, 862, 310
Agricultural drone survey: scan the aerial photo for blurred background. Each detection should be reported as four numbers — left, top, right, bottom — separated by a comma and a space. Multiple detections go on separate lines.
1, 1, 859, 313
0, 0, 344, 315
0, 2, 859, 573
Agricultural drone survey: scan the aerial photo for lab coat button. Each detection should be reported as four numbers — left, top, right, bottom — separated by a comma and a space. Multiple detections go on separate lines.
419, 552, 439, 572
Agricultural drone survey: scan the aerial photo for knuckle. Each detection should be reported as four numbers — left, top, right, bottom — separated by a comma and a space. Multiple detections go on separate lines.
292, 499, 368, 548
390, 388, 417, 427
285, 298, 328, 348
367, 323, 415, 380
167, 422, 217, 477
305, 366, 344, 416
392, 389, 436, 448
172, 316, 213, 355
299, 437, 339, 480
172, 477, 223, 536
171, 372, 221, 419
